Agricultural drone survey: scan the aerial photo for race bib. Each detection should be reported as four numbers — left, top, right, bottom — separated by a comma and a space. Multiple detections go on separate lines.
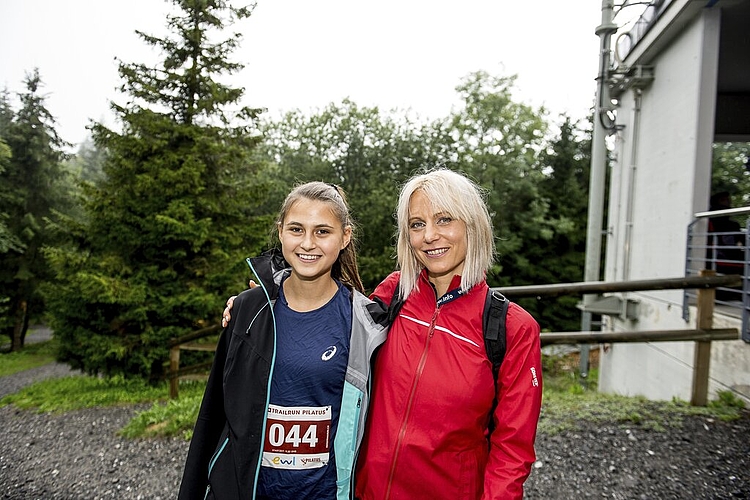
262, 404, 332, 470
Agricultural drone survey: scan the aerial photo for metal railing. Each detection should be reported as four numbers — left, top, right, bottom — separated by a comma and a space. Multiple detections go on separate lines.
684, 206, 750, 342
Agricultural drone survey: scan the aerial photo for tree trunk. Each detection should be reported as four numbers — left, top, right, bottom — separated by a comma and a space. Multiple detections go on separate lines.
11, 300, 28, 352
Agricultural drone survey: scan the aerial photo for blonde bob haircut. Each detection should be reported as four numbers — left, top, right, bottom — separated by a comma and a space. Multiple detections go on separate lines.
396, 168, 495, 298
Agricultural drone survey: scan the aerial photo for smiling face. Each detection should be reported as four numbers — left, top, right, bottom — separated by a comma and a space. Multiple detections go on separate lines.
407, 190, 468, 295
278, 197, 352, 285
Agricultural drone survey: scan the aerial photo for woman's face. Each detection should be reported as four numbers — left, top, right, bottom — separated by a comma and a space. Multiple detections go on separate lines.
278, 198, 351, 284
407, 190, 468, 288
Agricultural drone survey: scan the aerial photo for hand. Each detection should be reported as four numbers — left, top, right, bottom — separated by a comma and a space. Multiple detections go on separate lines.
221, 280, 257, 327
221, 296, 236, 328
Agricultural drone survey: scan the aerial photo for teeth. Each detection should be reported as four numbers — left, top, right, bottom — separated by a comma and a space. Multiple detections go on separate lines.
426, 249, 447, 256
298, 254, 320, 261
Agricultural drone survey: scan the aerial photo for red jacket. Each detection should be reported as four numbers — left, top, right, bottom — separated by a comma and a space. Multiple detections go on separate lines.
355, 271, 542, 500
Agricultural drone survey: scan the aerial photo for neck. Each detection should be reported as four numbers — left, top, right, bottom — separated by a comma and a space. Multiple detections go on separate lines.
282, 275, 339, 312
429, 274, 456, 298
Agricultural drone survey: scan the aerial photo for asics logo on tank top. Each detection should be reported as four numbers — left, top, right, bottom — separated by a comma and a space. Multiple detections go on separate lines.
321, 345, 337, 361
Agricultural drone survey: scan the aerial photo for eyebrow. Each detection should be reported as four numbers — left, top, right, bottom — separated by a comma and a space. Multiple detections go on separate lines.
284, 221, 335, 229
409, 211, 450, 220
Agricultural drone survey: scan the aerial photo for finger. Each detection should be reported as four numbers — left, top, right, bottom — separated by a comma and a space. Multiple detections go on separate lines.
248, 280, 257, 289
222, 295, 237, 327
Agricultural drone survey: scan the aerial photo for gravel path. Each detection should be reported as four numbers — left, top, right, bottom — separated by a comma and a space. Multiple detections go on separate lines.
1, 362, 749, 499
0, 363, 79, 401
0, 402, 188, 499
526, 414, 750, 499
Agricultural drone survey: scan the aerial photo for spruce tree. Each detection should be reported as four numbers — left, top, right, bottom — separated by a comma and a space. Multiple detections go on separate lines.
45, 0, 268, 379
530, 116, 593, 331
0, 71, 69, 351
0, 89, 19, 255
0, 139, 23, 254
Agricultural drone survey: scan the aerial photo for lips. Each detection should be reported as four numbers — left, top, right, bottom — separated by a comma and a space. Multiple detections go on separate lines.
425, 248, 448, 257
297, 253, 321, 262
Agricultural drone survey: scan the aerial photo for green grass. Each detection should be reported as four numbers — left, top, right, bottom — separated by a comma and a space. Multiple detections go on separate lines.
0, 339, 58, 376
119, 381, 206, 439
0, 374, 170, 412
0, 349, 745, 440
539, 355, 746, 435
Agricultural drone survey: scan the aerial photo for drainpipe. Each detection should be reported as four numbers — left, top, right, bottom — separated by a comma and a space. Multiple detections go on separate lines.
580, 0, 618, 377
622, 89, 642, 281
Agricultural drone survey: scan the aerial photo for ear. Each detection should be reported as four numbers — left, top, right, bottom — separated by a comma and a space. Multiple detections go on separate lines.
277, 223, 283, 241
341, 226, 352, 250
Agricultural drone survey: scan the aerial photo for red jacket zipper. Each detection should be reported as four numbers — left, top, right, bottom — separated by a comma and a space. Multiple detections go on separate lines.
384, 307, 440, 499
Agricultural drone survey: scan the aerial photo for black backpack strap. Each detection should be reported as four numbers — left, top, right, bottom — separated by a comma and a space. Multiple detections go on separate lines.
484, 290, 509, 378
483, 289, 509, 443
387, 281, 405, 325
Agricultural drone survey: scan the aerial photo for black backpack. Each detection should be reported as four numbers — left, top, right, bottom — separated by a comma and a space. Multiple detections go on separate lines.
387, 284, 510, 437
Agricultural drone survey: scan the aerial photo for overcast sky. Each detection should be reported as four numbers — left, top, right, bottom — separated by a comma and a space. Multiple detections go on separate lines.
0, 0, 621, 149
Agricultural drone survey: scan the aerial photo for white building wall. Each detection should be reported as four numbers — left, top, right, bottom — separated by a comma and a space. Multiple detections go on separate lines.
599, 9, 750, 403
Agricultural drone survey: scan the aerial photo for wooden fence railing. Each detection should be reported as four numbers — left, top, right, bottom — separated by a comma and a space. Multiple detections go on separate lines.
165, 272, 742, 403
166, 323, 221, 399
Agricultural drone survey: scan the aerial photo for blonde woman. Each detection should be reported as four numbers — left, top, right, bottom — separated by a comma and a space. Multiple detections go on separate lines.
355, 169, 542, 500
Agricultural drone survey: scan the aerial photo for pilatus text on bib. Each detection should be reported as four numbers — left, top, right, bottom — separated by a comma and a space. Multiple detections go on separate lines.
262, 404, 332, 469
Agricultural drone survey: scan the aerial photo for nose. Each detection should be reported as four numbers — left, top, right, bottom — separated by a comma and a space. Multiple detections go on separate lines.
423, 222, 439, 243
301, 231, 316, 250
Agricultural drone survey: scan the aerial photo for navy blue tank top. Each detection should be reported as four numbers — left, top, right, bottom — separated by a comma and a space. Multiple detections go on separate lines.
257, 279, 351, 500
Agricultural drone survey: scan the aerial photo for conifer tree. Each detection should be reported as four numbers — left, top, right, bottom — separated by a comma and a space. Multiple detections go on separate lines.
529, 116, 593, 330
0, 71, 69, 350
0, 139, 23, 254
45, 0, 268, 379
0, 90, 18, 255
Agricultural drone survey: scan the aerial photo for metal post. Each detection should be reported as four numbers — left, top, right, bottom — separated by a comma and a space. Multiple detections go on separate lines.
581, 0, 618, 377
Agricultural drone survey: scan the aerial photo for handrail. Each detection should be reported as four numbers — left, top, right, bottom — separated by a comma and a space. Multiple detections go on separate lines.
541, 328, 737, 345
167, 323, 221, 348
167, 324, 222, 399
685, 212, 749, 342
694, 206, 750, 219
492, 274, 741, 299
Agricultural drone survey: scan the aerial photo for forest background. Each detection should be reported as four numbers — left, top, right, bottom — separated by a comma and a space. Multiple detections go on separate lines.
1, 0, 748, 382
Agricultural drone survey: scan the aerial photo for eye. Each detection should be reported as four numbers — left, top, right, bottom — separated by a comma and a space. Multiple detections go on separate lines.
287, 226, 303, 233
437, 216, 453, 225
409, 221, 425, 230
315, 228, 331, 236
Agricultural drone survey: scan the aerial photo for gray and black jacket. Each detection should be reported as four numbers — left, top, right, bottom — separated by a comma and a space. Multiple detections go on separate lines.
178, 250, 390, 500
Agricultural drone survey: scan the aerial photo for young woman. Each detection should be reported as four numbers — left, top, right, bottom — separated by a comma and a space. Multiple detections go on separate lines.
221, 169, 543, 499
178, 182, 389, 500
353, 169, 542, 500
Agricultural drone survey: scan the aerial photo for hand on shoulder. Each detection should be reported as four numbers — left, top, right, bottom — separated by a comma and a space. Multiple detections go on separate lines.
221, 280, 258, 327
